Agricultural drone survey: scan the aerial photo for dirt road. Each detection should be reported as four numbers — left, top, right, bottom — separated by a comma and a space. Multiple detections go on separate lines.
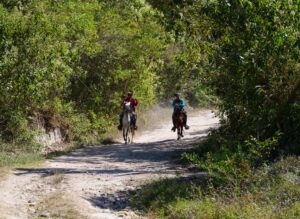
0, 110, 218, 219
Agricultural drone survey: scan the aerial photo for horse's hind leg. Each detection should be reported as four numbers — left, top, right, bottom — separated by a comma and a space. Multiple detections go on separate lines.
177, 128, 181, 140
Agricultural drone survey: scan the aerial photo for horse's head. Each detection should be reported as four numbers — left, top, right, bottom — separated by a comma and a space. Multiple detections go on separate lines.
123, 102, 132, 112
174, 104, 182, 113
174, 106, 184, 126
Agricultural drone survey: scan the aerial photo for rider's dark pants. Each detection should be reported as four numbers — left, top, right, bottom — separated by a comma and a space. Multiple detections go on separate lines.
172, 109, 187, 127
120, 112, 137, 127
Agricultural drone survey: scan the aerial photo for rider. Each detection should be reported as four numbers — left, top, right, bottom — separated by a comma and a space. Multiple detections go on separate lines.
118, 91, 138, 130
171, 93, 189, 131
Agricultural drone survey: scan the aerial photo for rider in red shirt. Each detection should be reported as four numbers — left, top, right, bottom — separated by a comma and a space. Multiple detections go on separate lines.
118, 91, 138, 130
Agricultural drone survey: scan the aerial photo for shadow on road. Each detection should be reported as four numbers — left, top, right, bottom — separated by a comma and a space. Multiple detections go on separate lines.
87, 173, 209, 212
15, 168, 135, 177
14, 136, 206, 177
52, 136, 206, 163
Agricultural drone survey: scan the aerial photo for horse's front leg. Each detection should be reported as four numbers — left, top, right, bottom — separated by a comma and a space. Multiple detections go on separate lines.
177, 127, 181, 140
123, 129, 127, 143
126, 128, 130, 143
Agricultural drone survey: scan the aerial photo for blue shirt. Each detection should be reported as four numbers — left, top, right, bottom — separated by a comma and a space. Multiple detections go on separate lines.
172, 99, 185, 109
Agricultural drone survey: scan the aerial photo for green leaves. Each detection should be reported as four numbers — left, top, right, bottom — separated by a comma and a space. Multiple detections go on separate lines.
197, 0, 300, 150
0, 0, 173, 143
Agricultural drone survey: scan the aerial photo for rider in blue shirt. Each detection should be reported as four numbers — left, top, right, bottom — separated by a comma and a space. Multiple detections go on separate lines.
172, 93, 189, 131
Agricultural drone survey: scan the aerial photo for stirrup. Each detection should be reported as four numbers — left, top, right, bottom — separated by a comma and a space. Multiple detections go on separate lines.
185, 125, 190, 130
171, 127, 176, 132
118, 125, 122, 130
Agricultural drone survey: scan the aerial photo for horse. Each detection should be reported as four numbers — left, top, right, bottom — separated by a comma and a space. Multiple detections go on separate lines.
122, 102, 135, 144
173, 106, 185, 140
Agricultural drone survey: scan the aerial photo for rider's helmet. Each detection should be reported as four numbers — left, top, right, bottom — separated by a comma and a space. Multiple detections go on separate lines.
128, 91, 133, 97
174, 93, 180, 98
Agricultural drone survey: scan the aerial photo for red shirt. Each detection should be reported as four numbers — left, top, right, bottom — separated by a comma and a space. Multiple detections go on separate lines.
121, 97, 138, 111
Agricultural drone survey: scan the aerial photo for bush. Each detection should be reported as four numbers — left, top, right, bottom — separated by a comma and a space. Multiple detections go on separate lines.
201, 0, 300, 151
131, 156, 300, 219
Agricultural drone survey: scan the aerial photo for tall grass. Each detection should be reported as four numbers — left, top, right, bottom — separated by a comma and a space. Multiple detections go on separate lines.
0, 141, 44, 168
130, 156, 300, 218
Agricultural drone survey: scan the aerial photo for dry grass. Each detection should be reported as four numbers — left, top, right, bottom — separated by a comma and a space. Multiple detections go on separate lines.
51, 174, 65, 185
0, 168, 9, 181
35, 192, 87, 219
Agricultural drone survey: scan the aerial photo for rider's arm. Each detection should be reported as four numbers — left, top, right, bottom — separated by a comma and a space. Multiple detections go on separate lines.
180, 100, 185, 108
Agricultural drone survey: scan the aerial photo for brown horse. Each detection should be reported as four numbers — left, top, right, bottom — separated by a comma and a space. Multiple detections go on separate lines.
174, 107, 185, 140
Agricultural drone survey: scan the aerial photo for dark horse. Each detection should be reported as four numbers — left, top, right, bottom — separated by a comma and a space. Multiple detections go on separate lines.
174, 106, 185, 140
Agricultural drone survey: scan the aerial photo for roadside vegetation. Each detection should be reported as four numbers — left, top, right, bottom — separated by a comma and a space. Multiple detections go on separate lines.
0, 141, 44, 168
131, 156, 299, 219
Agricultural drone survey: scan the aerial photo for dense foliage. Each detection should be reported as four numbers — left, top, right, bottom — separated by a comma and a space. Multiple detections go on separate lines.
0, 0, 213, 146
151, 0, 300, 152
208, 0, 299, 153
